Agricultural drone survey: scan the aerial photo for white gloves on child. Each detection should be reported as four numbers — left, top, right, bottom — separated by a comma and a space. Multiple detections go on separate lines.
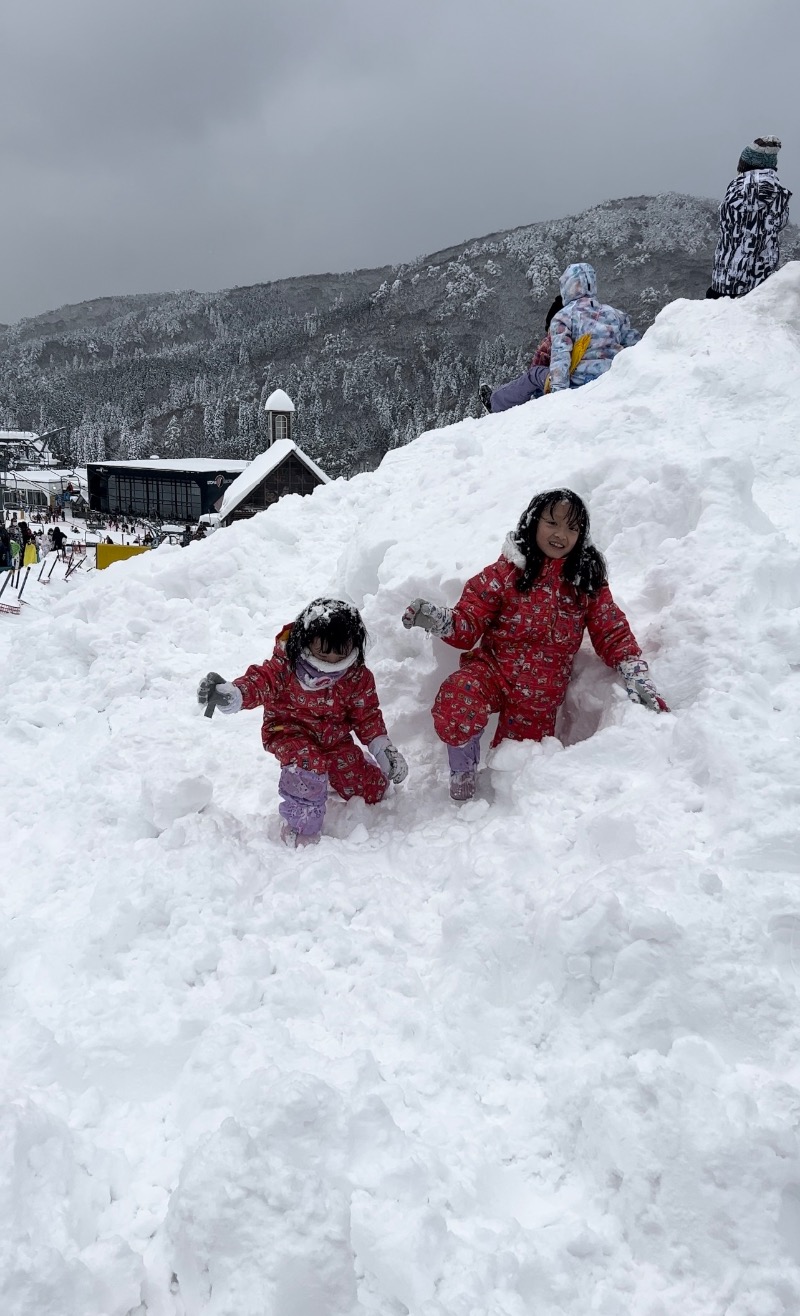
402, 598, 454, 638
618, 658, 669, 713
369, 735, 409, 783
197, 672, 243, 715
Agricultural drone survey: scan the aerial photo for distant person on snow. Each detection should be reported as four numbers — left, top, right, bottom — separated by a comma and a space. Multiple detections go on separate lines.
480, 294, 563, 414
196, 599, 408, 848
402, 489, 667, 801
19, 521, 38, 566
707, 134, 791, 299
51, 525, 67, 559
482, 264, 639, 412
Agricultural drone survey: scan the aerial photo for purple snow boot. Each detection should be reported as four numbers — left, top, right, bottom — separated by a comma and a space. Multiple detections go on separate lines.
280, 822, 321, 849
278, 766, 328, 847
447, 735, 481, 802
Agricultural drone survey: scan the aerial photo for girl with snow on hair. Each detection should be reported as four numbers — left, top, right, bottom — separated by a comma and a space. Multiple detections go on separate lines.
197, 599, 408, 847
403, 491, 667, 801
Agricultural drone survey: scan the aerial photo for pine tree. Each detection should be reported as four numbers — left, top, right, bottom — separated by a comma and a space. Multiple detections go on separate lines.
73, 421, 90, 465
213, 399, 226, 452
163, 414, 182, 457
203, 404, 216, 454
119, 421, 138, 459
237, 401, 258, 459
92, 425, 106, 461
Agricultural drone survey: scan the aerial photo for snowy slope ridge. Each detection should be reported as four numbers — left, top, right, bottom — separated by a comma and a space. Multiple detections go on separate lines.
3, 270, 800, 1316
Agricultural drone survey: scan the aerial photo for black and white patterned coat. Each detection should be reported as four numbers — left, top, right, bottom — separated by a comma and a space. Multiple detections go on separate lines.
711, 168, 792, 297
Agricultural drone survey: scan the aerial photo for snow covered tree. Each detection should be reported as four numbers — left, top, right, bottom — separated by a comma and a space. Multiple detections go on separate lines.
237, 401, 259, 459
163, 414, 182, 458
213, 399, 226, 452
203, 404, 216, 454
119, 421, 141, 460
91, 426, 106, 461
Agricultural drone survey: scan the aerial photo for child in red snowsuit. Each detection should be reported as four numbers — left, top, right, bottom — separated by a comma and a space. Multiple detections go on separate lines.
403, 490, 667, 800
197, 599, 407, 846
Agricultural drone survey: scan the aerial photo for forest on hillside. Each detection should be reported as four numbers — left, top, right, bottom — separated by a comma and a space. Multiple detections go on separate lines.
2, 194, 797, 477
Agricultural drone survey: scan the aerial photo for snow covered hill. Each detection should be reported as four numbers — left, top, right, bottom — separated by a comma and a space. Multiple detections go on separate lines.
7, 192, 798, 478
3, 270, 800, 1315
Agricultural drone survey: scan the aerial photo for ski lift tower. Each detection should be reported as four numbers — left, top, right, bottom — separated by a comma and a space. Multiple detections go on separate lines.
263, 388, 295, 448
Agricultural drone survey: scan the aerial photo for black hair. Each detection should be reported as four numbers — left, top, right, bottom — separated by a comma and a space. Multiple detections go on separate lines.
544, 295, 563, 332
285, 597, 368, 669
510, 489, 608, 596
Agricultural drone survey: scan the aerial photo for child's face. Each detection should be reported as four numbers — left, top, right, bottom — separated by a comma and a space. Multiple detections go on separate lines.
309, 636, 354, 665
535, 501, 580, 559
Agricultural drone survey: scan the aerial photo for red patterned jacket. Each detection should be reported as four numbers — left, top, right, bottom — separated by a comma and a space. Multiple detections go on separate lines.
443, 541, 641, 736
531, 333, 551, 367
234, 626, 387, 758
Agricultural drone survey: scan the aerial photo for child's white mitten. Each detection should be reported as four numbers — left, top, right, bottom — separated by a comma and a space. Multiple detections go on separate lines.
369, 736, 409, 783
197, 672, 243, 715
618, 658, 669, 713
402, 598, 454, 637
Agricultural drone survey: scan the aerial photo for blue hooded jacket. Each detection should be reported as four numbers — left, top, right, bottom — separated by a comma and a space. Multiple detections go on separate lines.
549, 263, 640, 391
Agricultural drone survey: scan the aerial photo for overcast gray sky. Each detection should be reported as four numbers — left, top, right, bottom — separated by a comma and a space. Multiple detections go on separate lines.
1, 0, 797, 323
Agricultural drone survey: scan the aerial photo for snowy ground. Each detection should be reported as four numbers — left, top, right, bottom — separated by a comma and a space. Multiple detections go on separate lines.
2, 269, 800, 1316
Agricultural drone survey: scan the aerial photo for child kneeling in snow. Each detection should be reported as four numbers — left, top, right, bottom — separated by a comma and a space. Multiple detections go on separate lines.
402, 490, 667, 801
197, 599, 408, 847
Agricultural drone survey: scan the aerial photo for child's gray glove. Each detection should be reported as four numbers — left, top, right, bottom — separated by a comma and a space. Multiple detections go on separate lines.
617, 658, 669, 713
369, 736, 409, 783
402, 598, 453, 638
197, 672, 243, 717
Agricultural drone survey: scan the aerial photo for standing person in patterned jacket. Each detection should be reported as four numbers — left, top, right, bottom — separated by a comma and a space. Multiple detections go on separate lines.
196, 599, 408, 847
402, 490, 667, 801
708, 135, 791, 299
548, 263, 640, 392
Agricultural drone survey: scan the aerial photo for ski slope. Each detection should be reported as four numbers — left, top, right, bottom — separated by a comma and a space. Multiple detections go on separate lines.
2, 268, 800, 1316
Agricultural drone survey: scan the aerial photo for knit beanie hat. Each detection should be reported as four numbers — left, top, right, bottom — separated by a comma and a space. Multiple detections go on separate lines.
739, 135, 781, 169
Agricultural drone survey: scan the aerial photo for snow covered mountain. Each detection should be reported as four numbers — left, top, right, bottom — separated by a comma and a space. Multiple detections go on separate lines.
3, 268, 800, 1315
3, 192, 797, 476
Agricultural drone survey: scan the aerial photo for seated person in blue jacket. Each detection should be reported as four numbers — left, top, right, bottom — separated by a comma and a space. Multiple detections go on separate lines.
482, 263, 640, 413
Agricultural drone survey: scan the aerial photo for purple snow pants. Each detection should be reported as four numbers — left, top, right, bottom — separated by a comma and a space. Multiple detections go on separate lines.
447, 733, 481, 773
278, 766, 328, 837
490, 365, 549, 413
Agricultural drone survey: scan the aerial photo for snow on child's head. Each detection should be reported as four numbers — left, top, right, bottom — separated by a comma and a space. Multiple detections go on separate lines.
285, 598, 368, 669
510, 489, 608, 596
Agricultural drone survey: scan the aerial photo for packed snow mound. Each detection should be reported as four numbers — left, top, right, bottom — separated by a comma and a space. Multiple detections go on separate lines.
2, 268, 800, 1316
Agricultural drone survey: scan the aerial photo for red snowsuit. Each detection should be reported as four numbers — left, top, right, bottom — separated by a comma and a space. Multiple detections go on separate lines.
234, 627, 389, 803
433, 548, 641, 748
